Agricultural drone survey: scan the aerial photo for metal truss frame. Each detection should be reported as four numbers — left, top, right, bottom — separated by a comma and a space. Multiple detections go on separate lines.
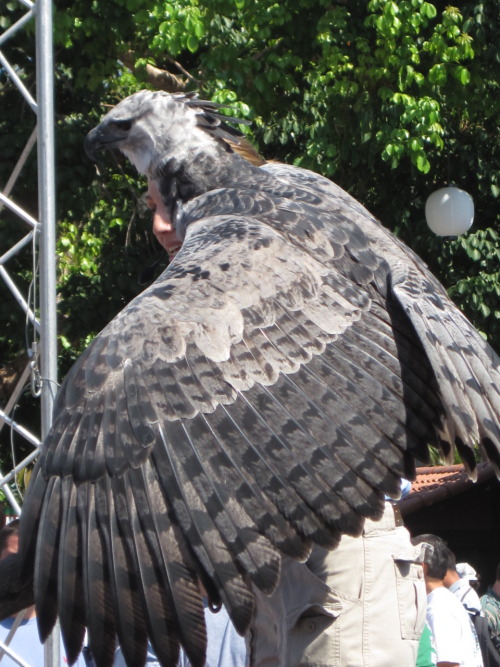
0, 0, 58, 663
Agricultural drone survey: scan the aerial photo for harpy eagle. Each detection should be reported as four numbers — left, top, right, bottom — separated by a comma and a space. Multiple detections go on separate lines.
2, 90, 500, 666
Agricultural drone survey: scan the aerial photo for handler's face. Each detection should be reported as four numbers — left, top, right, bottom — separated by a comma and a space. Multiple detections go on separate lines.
146, 180, 182, 258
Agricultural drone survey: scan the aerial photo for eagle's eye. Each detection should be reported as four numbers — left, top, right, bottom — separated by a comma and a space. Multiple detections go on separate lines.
112, 119, 133, 131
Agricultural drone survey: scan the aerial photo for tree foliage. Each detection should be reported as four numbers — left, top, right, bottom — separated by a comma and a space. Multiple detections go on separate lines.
1, 0, 499, 459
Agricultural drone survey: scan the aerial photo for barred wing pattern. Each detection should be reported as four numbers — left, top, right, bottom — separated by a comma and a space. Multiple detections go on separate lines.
10, 92, 500, 667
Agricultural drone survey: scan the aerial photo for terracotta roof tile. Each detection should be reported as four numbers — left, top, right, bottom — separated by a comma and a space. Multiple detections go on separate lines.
400, 462, 495, 516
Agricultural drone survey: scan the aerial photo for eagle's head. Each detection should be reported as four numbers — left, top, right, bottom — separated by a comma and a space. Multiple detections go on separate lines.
84, 90, 249, 178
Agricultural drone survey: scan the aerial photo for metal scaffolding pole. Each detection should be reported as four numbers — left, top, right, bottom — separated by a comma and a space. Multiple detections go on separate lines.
36, 1, 59, 664
0, 0, 58, 664
36, 0, 58, 430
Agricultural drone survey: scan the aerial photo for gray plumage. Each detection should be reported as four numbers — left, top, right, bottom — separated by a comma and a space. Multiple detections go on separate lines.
8, 90, 500, 666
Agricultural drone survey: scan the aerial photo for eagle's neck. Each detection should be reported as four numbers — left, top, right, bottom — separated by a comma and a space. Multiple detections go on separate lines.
154, 146, 260, 222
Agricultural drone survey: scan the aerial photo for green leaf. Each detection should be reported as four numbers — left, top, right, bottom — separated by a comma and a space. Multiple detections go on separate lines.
466, 247, 482, 261
416, 154, 431, 173
193, 20, 205, 39
454, 66, 470, 85
428, 64, 447, 85
410, 138, 422, 152
480, 303, 491, 317
385, 2, 399, 17
421, 2, 437, 19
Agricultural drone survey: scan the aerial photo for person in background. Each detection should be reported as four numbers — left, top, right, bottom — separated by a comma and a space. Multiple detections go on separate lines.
445, 552, 482, 613
0, 520, 85, 666
112, 642, 160, 666
112, 605, 248, 667
443, 548, 500, 665
458, 563, 482, 594
0, 520, 45, 666
177, 600, 248, 667
411, 533, 483, 667
417, 622, 437, 667
113, 589, 248, 666
481, 564, 500, 653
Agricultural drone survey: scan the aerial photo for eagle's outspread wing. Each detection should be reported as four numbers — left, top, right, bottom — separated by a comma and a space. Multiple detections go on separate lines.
10, 91, 500, 666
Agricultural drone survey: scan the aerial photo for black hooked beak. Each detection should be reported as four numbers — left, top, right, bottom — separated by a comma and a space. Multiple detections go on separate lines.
84, 125, 107, 162
84, 119, 133, 162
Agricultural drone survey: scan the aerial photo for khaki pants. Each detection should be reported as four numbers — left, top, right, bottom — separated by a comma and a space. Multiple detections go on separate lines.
249, 502, 426, 666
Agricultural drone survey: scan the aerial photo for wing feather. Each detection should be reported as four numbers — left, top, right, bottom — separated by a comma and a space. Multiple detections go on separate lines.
128, 460, 207, 666
248, 371, 392, 518
33, 477, 61, 641
153, 423, 257, 635
175, 419, 282, 593
97, 475, 148, 667
79, 482, 116, 667
392, 262, 500, 472
58, 479, 86, 665
196, 411, 313, 562
205, 400, 336, 546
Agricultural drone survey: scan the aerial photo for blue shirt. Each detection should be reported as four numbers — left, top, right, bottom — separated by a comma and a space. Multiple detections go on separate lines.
0, 615, 85, 666
178, 600, 248, 667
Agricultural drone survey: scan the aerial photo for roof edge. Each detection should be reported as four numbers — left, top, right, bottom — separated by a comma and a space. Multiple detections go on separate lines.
400, 462, 495, 516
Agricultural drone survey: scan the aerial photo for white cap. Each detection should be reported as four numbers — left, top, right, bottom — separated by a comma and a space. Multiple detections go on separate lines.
456, 562, 478, 581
